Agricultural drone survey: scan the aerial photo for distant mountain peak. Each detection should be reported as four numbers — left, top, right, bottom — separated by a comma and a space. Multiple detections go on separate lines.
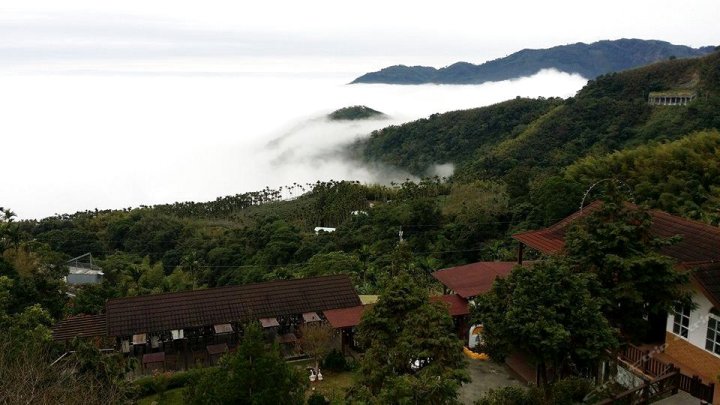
350, 39, 715, 85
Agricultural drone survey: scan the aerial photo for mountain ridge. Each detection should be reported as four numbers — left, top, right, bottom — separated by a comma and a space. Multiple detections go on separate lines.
351, 39, 716, 85
352, 50, 720, 185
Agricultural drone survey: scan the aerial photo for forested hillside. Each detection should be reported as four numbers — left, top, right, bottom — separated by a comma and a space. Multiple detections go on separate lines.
565, 130, 720, 223
351, 39, 715, 84
356, 51, 720, 193
355, 97, 562, 174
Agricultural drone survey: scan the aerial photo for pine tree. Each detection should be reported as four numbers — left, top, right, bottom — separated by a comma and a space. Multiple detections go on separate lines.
185, 323, 305, 405
350, 274, 468, 404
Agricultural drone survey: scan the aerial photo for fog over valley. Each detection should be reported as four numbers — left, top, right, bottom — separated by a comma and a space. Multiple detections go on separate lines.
1, 68, 586, 219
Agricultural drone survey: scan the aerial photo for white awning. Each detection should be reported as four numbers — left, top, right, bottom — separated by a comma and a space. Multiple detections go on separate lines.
259, 317, 280, 328
213, 324, 233, 334
132, 333, 147, 345
303, 312, 322, 323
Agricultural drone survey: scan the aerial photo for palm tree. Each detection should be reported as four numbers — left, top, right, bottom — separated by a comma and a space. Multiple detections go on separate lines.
0, 207, 19, 252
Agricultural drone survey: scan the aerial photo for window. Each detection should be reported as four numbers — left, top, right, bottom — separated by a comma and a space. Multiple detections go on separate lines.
706, 312, 720, 355
672, 306, 690, 338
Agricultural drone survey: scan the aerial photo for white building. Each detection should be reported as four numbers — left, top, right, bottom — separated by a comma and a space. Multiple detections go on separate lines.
65, 253, 104, 285
313, 227, 336, 235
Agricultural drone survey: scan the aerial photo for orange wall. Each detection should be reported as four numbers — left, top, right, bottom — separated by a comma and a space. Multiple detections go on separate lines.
664, 332, 720, 403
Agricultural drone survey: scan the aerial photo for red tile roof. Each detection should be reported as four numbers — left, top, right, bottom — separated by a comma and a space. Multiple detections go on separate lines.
513, 201, 720, 264
430, 294, 470, 316
432, 261, 520, 298
513, 201, 720, 309
512, 201, 604, 255
104, 275, 361, 337
52, 313, 107, 341
323, 305, 366, 329
324, 294, 470, 329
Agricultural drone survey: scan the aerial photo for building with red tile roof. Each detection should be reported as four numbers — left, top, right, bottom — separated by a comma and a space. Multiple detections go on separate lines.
430, 294, 470, 317
513, 201, 720, 400
432, 261, 521, 299
324, 305, 366, 329
513, 201, 720, 265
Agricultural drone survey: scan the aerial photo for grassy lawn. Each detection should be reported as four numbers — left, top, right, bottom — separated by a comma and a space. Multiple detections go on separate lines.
137, 387, 186, 405
306, 370, 355, 403
292, 359, 356, 403
135, 360, 356, 404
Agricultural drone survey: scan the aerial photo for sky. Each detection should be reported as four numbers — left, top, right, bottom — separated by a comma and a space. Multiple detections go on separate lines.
1, 1, 718, 219
1, 0, 718, 73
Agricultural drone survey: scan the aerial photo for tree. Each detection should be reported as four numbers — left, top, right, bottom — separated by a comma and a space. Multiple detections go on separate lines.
0, 337, 127, 405
564, 194, 691, 338
298, 321, 336, 374
69, 283, 118, 315
0, 276, 127, 404
0, 207, 20, 252
529, 176, 584, 226
349, 274, 468, 404
473, 259, 617, 386
184, 323, 306, 405
300, 251, 363, 279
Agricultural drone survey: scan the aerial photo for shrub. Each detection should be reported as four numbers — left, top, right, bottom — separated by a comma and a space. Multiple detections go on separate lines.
133, 368, 210, 397
321, 349, 348, 372
474, 377, 595, 405
307, 392, 330, 405
474, 386, 541, 405
550, 377, 594, 404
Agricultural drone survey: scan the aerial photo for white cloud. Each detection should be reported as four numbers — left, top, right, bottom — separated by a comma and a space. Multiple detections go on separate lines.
0, 69, 587, 219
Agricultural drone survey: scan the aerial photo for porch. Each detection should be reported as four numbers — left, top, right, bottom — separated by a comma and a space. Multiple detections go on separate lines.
615, 343, 716, 404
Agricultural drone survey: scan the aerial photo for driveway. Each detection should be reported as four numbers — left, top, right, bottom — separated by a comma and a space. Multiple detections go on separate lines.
458, 359, 523, 404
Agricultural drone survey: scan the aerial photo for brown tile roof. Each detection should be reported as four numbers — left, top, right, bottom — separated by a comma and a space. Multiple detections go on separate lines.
324, 305, 367, 329
647, 211, 720, 263
512, 201, 720, 264
432, 261, 521, 298
689, 262, 720, 309
105, 275, 361, 337
430, 294, 470, 316
52, 314, 107, 341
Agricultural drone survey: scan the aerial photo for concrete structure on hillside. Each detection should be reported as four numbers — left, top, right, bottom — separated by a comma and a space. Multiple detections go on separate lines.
648, 90, 697, 106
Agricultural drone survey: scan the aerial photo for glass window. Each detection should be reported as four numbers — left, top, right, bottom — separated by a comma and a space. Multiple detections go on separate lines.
706, 314, 720, 355
672, 306, 690, 338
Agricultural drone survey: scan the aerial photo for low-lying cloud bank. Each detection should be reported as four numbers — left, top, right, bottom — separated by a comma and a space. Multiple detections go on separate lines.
1, 68, 587, 219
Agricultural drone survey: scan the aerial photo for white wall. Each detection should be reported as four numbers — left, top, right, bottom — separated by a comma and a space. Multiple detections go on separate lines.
666, 288, 718, 358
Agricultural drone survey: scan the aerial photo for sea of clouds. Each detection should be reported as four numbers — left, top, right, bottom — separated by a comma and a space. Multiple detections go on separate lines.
0, 68, 587, 219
